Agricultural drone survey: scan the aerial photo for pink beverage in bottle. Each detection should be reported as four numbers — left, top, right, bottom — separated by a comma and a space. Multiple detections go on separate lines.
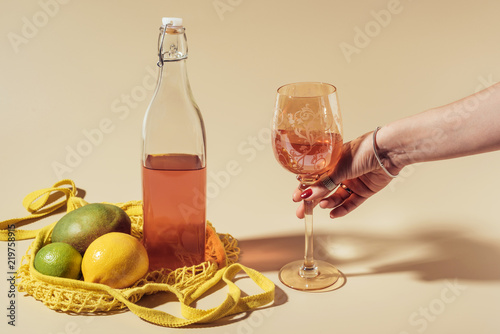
142, 18, 207, 271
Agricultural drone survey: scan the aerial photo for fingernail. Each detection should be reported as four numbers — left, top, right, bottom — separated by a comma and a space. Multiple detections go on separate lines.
300, 188, 313, 199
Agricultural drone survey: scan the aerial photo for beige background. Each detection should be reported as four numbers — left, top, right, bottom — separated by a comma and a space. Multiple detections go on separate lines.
2, 0, 500, 333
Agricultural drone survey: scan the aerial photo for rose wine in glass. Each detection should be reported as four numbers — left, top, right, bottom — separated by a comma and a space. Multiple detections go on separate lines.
272, 82, 343, 291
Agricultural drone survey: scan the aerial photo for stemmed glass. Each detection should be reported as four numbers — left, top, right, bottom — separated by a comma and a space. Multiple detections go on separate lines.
272, 82, 343, 291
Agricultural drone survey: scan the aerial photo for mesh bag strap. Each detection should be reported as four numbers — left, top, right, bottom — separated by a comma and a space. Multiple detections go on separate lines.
0, 179, 77, 240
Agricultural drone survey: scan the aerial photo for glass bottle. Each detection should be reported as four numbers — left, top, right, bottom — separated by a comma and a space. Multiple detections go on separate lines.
142, 17, 207, 271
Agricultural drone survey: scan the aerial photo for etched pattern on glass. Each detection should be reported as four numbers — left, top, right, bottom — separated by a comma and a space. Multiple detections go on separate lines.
274, 103, 337, 176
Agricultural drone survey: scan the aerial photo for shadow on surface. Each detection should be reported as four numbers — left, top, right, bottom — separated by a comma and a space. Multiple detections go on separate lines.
238, 224, 500, 282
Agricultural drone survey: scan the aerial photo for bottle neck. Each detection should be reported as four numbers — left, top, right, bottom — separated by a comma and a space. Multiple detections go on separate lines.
155, 26, 192, 98
158, 25, 188, 63
156, 59, 191, 97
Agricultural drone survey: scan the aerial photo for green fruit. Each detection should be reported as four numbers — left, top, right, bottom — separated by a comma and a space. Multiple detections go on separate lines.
34, 242, 82, 279
51, 203, 132, 254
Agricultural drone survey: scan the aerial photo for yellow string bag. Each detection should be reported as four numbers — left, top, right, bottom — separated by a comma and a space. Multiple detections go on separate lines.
0, 179, 275, 327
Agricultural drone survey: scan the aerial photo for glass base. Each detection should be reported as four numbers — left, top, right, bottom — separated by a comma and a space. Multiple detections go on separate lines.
279, 260, 340, 291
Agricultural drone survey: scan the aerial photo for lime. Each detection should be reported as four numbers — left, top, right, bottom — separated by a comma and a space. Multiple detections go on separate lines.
34, 242, 82, 279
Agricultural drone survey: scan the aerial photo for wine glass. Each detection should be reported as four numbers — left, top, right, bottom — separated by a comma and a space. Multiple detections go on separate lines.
272, 82, 343, 291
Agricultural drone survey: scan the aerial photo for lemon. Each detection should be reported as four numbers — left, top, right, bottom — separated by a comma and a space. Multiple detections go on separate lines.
82, 232, 149, 289
34, 242, 82, 279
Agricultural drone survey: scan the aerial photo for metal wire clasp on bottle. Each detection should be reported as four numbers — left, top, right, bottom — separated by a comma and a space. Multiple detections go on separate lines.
156, 22, 170, 67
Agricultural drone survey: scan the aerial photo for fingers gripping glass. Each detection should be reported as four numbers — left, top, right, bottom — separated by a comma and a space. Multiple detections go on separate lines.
272, 82, 343, 291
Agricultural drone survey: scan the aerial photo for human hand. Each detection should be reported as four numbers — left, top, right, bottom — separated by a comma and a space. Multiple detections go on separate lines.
292, 131, 400, 219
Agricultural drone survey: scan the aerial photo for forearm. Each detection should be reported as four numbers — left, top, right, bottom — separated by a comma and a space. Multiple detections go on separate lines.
377, 82, 500, 170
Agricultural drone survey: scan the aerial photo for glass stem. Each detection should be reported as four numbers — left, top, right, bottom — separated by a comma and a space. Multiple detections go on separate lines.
300, 199, 318, 278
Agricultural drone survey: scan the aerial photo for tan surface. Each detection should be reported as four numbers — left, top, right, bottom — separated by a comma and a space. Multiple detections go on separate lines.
2, 0, 500, 333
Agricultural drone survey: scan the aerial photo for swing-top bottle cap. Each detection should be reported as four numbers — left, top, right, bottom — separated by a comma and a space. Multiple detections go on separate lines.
162, 17, 183, 27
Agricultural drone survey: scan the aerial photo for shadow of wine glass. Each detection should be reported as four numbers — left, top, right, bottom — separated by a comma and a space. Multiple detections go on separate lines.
238, 223, 500, 283
348, 227, 500, 281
